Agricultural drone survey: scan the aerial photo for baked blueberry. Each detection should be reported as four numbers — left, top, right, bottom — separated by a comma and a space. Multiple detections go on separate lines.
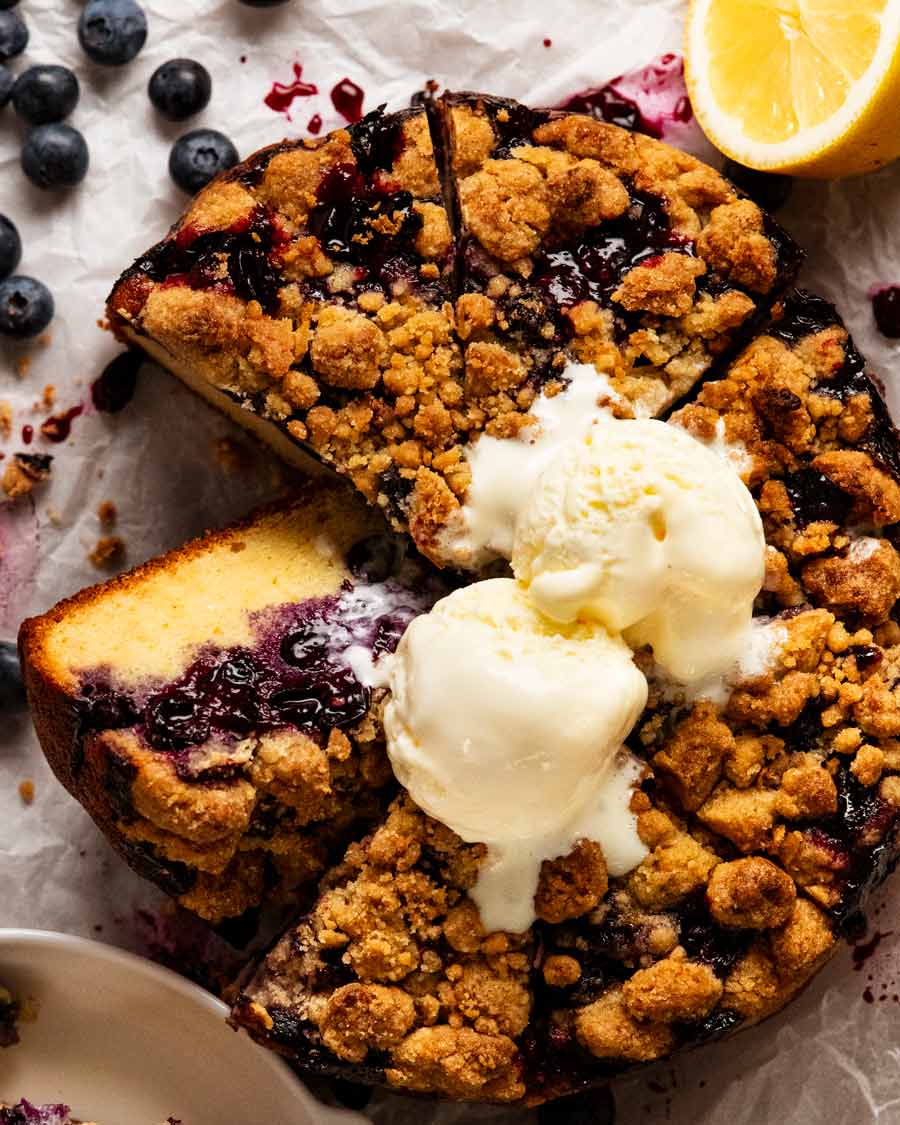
0, 9, 27, 61
0, 276, 54, 338
169, 128, 238, 193
0, 641, 27, 713
0, 215, 21, 280
722, 158, 793, 212
21, 124, 89, 189
12, 65, 80, 124
0, 63, 13, 109
873, 286, 900, 338
78, 0, 147, 66
148, 58, 211, 121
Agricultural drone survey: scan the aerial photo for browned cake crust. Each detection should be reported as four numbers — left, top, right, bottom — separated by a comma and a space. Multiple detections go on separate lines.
106, 93, 801, 567
19, 481, 410, 925
231, 293, 900, 1104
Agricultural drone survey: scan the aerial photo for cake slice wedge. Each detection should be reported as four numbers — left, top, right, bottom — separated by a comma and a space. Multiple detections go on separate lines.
106, 105, 466, 553
441, 90, 803, 421
20, 479, 447, 924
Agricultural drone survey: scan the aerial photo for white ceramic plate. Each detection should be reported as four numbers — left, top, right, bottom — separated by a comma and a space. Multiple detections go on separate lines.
0, 929, 358, 1125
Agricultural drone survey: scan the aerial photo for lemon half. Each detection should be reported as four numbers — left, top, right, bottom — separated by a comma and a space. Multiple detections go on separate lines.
685, 0, 900, 177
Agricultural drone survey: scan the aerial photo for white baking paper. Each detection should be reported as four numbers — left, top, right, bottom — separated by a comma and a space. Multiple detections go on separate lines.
3, 1, 900, 1122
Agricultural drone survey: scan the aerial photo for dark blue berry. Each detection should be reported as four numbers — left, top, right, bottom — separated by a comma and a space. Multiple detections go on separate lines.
0, 63, 13, 109
169, 128, 238, 193
722, 158, 793, 212
21, 124, 90, 189
0, 642, 27, 713
0, 0, 20, 10
0, 276, 54, 338
0, 215, 20, 280
148, 58, 211, 121
12, 65, 80, 124
91, 350, 141, 412
0, 10, 27, 61
78, 0, 147, 66
873, 286, 900, 339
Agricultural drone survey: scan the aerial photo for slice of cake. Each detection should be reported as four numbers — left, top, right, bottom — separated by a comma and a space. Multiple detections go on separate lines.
231, 292, 900, 1104
106, 105, 462, 552
106, 95, 802, 569
441, 91, 802, 419
20, 479, 447, 924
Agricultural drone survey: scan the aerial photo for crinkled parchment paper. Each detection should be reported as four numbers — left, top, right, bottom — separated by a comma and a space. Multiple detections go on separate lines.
3, 1, 900, 1122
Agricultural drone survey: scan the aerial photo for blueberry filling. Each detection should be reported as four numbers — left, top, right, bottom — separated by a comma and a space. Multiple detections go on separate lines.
137, 206, 288, 315
558, 82, 660, 136
783, 468, 854, 527
348, 104, 407, 176
75, 562, 444, 778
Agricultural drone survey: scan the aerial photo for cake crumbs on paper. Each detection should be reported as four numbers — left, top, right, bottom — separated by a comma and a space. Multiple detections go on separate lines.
2, 453, 53, 500
41, 384, 56, 409
45, 506, 63, 528
15, 356, 31, 378
18, 779, 35, 805
97, 500, 117, 527
88, 535, 126, 569
0, 402, 11, 439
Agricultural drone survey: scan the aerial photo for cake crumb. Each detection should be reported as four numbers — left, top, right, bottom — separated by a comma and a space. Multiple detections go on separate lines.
0, 401, 11, 439
97, 500, 118, 527
88, 536, 126, 569
18, 779, 35, 805
2, 453, 53, 500
41, 384, 56, 409
45, 506, 63, 528
15, 356, 31, 378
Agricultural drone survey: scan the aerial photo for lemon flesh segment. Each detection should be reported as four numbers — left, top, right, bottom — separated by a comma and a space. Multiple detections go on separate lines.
687, 0, 900, 177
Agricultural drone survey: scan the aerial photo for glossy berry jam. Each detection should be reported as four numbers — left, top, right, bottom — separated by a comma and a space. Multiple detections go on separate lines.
532, 190, 679, 310
558, 83, 657, 136
783, 468, 854, 527
139, 206, 287, 314
330, 78, 365, 124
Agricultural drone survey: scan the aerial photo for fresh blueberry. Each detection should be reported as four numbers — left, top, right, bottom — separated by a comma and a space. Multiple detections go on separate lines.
0, 642, 27, 713
722, 158, 794, 212
12, 66, 80, 124
78, 0, 147, 66
0, 0, 20, 9
0, 10, 27, 61
0, 215, 21, 280
0, 276, 54, 338
148, 58, 211, 121
21, 124, 90, 189
0, 63, 13, 109
169, 128, 238, 193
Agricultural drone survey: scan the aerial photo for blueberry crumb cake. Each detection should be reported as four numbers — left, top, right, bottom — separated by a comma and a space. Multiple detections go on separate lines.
106, 92, 801, 567
18, 87, 900, 1110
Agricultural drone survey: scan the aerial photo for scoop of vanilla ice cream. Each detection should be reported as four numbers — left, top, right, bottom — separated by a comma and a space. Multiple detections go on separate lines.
384, 578, 648, 933
512, 419, 766, 683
